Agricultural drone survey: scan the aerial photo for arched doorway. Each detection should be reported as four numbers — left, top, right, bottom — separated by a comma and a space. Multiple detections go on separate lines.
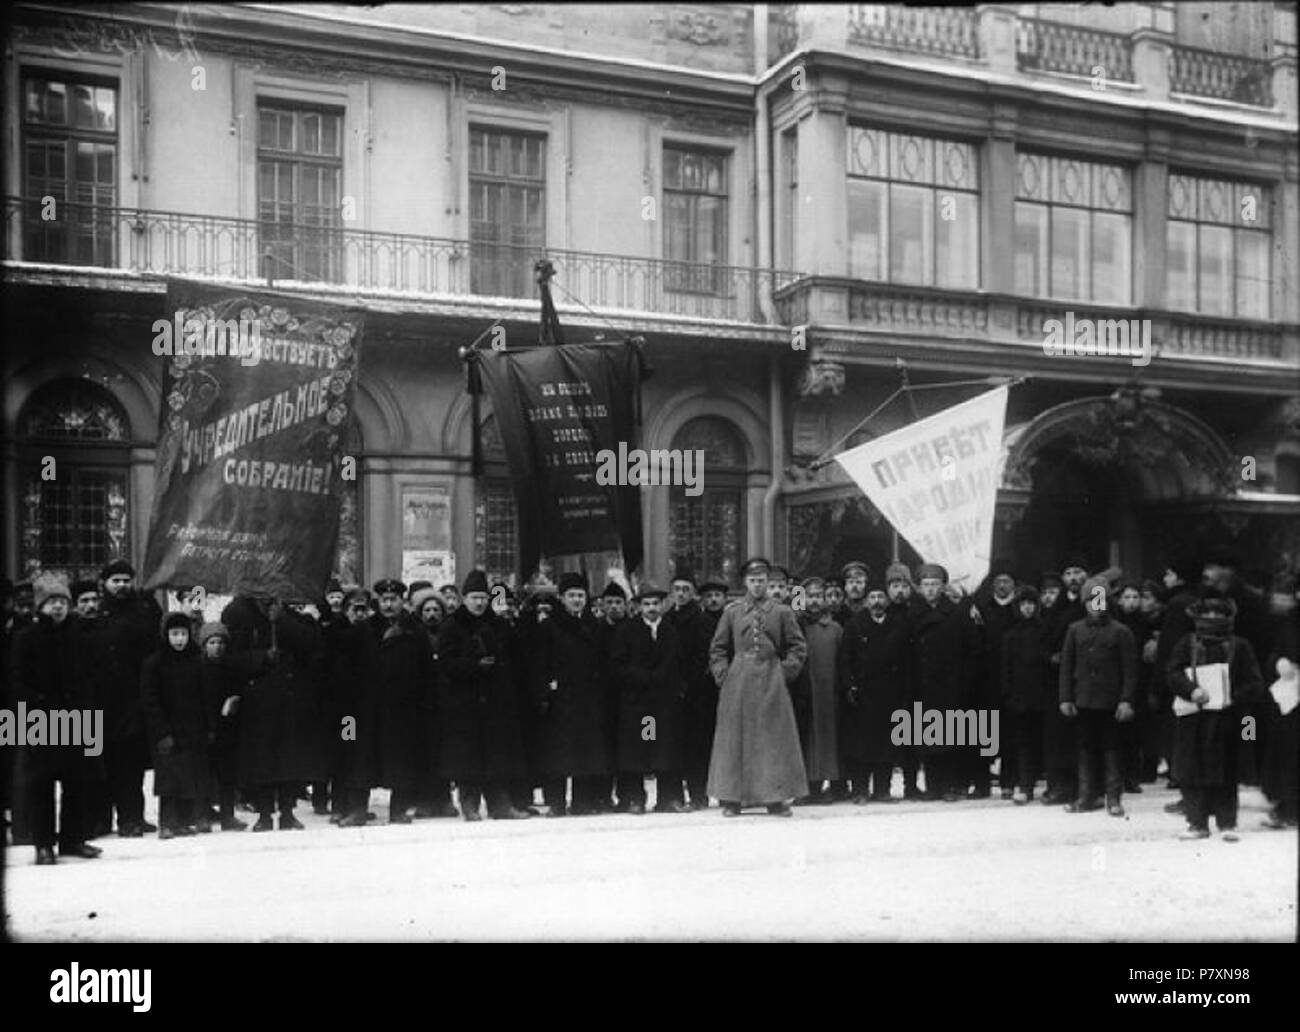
999, 389, 1236, 577
17, 378, 133, 582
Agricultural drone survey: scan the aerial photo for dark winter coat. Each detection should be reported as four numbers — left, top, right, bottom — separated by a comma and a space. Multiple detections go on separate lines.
908, 596, 981, 751
436, 605, 527, 783
320, 616, 371, 789
94, 592, 162, 766
9, 613, 103, 782
1263, 611, 1298, 806
1041, 595, 1083, 768
360, 611, 436, 791
974, 594, 1017, 709
839, 608, 910, 765
1166, 633, 1262, 788
533, 609, 611, 779
200, 655, 243, 785
706, 597, 808, 804
141, 640, 214, 799
1001, 616, 1050, 713
793, 612, 842, 781
222, 597, 326, 785
1059, 615, 1138, 710
611, 616, 684, 774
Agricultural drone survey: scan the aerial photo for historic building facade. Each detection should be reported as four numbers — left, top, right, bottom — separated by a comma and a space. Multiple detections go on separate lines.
3, 3, 1297, 595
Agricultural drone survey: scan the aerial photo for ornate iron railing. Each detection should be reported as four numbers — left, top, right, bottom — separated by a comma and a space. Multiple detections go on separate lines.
847, 5, 979, 59
1170, 44, 1273, 106
1016, 16, 1135, 82
3, 196, 799, 324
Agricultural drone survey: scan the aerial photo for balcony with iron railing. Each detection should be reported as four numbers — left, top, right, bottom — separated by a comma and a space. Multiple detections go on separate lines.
778, 6, 1288, 112
772, 276, 1299, 381
2, 196, 800, 326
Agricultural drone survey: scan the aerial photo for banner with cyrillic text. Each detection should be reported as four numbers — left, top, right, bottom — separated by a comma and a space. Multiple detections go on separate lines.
833, 387, 1008, 589
143, 281, 364, 600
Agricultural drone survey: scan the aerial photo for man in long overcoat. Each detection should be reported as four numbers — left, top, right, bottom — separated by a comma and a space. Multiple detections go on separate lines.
611, 584, 689, 813
363, 579, 436, 823
533, 573, 610, 815
94, 559, 161, 837
909, 563, 981, 801
707, 558, 807, 816
222, 594, 324, 830
666, 570, 718, 810
840, 575, 910, 803
436, 570, 530, 820
792, 577, 842, 803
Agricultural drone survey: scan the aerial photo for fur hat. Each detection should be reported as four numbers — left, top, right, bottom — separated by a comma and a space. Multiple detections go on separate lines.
161, 610, 194, 637
100, 558, 135, 581
988, 558, 1017, 581
410, 587, 442, 613
1014, 584, 1041, 605
71, 578, 100, 600
557, 572, 589, 595
198, 622, 231, 647
33, 571, 72, 609
885, 562, 912, 586
600, 581, 627, 599
461, 569, 489, 596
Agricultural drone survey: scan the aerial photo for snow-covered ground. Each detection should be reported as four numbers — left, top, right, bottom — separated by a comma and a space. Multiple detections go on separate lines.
5, 781, 1294, 941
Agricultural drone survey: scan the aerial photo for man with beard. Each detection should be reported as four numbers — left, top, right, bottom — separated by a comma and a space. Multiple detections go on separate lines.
222, 593, 324, 831
840, 574, 910, 803
1040, 560, 1088, 805
594, 581, 629, 811
72, 580, 101, 623
533, 573, 610, 816
973, 560, 1018, 799
611, 584, 690, 814
841, 561, 870, 625
328, 588, 377, 827
1167, 595, 1262, 840
707, 558, 808, 817
793, 577, 843, 805
307, 578, 347, 816
359, 579, 436, 824
824, 577, 847, 624
95, 559, 162, 838
512, 584, 556, 813
437, 570, 530, 821
11, 572, 105, 865
409, 586, 458, 819
885, 563, 921, 799
909, 563, 981, 802
1059, 576, 1137, 817
667, 568, 718, 810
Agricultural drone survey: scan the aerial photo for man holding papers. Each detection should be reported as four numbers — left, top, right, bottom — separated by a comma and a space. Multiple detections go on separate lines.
1165, 595, 1263, 841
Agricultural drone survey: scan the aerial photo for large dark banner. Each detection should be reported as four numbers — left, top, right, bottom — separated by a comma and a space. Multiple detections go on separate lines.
143, 280, 365, 600
475, 342, 645, 581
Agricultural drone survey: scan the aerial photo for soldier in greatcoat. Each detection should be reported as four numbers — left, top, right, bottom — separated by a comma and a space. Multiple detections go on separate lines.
706, 558, 807, 816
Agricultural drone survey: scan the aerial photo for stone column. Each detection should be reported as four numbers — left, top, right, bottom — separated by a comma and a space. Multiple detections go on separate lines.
1134, 129, 1170, 311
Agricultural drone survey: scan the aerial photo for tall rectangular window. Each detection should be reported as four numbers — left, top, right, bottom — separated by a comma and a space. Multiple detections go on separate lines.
257, 105, 343, 283
1014, 152, 1132, 304
1167, 173, 1270, 319
469, 127, 546, 299
22, 73, 117, 265
846, 127, 979, 289
663, 146, 729, 293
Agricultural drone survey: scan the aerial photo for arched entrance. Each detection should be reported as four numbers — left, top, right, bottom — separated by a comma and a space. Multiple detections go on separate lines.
998, 389, 1236, 577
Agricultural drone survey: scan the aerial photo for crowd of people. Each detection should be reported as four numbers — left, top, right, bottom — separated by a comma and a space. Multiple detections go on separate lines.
3, 546, 1297, 866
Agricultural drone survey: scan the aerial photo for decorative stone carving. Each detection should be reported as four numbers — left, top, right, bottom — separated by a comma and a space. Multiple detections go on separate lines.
797, 359, 845, 398
668, 9, 731, 47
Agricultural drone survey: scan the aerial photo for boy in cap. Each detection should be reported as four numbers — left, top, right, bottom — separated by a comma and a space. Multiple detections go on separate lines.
707, 558, 808, 816
198, 622, 246, 830
1058, 576, 1137, 817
